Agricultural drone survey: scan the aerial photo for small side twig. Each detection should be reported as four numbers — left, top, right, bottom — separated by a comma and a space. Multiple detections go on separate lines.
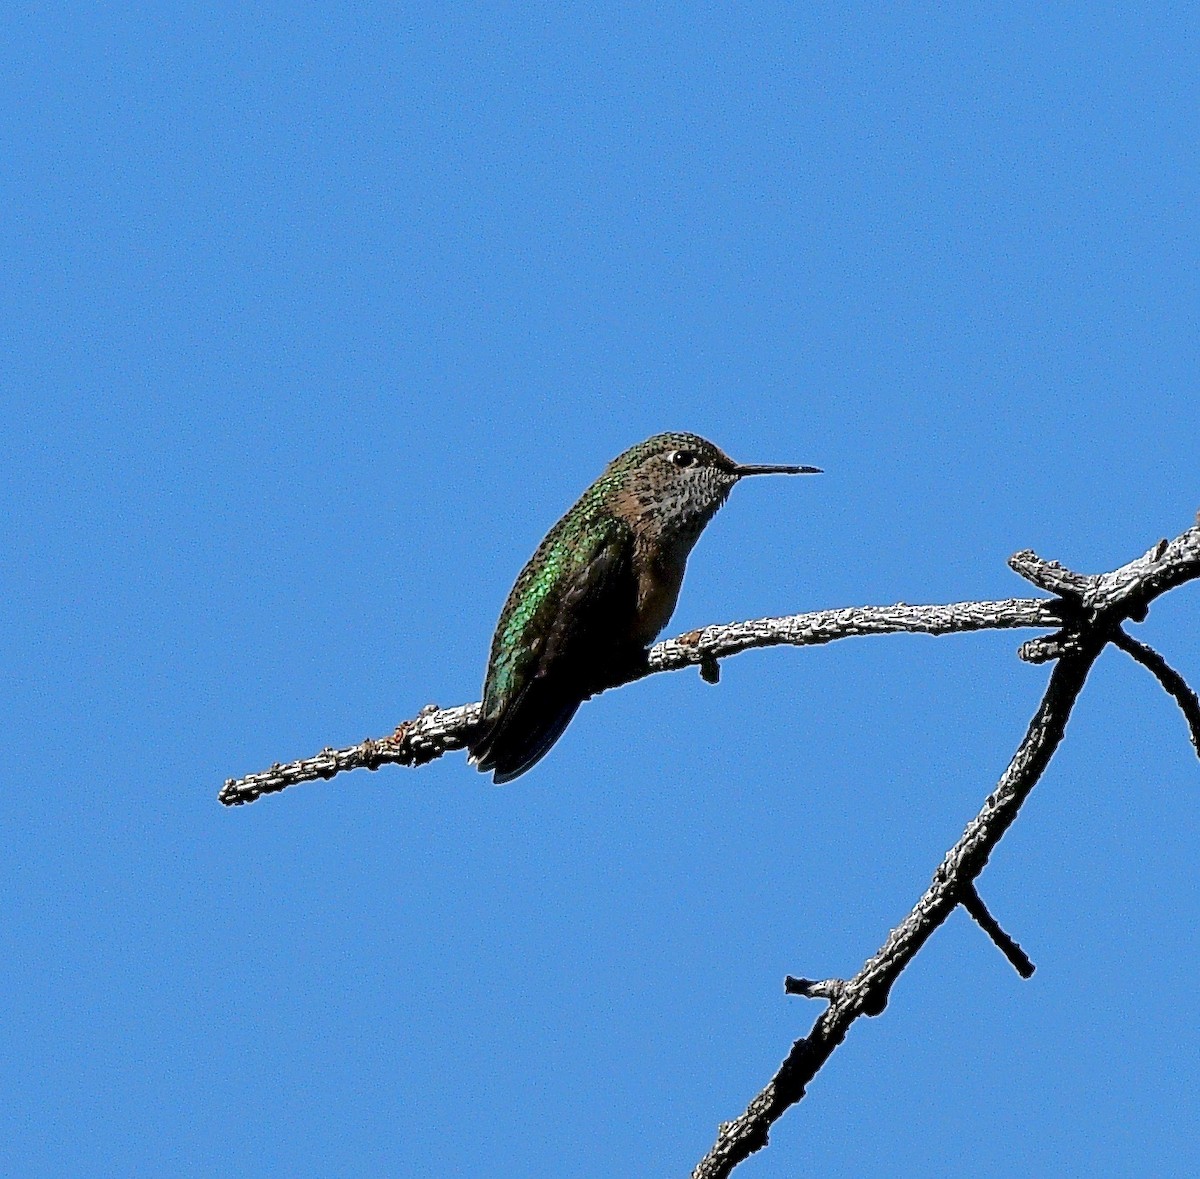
783, 977, 845, 1002
1007, 550, 1091, 599
959, 883, 1035, 979
1112, 629, 1200, 760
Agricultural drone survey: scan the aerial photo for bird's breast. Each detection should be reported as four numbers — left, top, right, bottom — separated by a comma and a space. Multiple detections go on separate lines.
632, 545, 687, 646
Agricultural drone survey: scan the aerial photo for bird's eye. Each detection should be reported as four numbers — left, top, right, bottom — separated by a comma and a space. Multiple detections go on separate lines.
670, 449, 697, 468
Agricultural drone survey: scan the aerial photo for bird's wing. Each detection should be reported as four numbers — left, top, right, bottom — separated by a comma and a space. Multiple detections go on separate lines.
470, 515, 636, 782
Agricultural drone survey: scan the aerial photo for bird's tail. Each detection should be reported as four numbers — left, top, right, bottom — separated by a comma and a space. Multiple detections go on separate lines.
468, 681, 582, 784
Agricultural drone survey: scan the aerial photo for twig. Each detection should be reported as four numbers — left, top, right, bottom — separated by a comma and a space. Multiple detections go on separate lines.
1007, 551, 1091, 598
959, 883, 1035, 978
1112, 629, 1200, 759
783, 977, 845, 1002
219, 703, 482, 806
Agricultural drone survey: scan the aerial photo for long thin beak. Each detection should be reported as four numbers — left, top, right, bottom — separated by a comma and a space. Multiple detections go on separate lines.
732, 463, 822, 477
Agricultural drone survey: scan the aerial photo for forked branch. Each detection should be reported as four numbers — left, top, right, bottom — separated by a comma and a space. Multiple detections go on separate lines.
692, 517, 1200, 1178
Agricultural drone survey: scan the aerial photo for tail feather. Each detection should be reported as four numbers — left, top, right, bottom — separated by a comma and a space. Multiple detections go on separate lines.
469, 680, 582, 784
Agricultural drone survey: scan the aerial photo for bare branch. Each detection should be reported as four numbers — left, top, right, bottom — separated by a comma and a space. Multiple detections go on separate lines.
691, 642, 1101, 1179
219, 703, 482, 806
1112, 629, 1200, 760
691, 516, 1200, 1178
220, 599, 1061, 806
959, 884, 1036, 979
222, 517, 1200, 808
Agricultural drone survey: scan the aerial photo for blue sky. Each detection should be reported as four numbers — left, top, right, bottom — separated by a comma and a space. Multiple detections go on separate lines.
3, 5, 1198, 1176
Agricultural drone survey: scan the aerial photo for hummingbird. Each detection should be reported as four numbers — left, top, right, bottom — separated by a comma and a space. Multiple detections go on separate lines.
468, 432, 821, 783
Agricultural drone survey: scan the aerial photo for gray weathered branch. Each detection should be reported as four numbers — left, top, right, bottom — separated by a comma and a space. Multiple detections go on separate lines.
219, 599, 1062, 806
691, 517, 1200, 1178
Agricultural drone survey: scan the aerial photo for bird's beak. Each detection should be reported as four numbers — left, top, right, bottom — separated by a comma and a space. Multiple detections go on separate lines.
732, 463, 822, 477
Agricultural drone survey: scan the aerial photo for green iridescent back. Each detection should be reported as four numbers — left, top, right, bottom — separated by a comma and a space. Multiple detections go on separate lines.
482, 476, 629, 720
